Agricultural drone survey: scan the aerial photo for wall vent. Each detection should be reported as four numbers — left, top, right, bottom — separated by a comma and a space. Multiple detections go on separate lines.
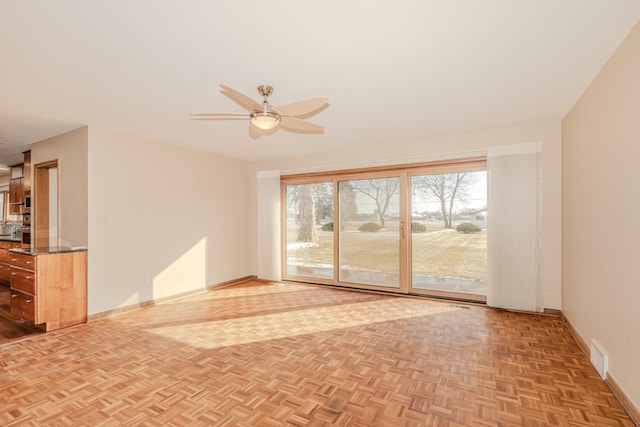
590, 340, 608, 379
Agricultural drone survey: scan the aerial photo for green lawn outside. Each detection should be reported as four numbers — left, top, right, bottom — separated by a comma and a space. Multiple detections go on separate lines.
286, 223, 487, 282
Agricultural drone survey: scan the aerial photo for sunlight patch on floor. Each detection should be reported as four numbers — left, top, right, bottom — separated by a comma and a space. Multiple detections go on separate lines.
203, 282, 316, 300
160, 282, 315, 306
148, 298, 459, 349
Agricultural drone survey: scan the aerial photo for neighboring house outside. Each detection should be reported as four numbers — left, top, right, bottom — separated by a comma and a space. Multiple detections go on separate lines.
469, 208, 487, 229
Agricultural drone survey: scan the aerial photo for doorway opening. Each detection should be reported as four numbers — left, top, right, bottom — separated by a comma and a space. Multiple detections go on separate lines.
34, 160, 59, 248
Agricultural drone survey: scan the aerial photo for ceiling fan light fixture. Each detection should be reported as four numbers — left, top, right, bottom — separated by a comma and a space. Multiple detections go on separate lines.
250, 111, 281, 130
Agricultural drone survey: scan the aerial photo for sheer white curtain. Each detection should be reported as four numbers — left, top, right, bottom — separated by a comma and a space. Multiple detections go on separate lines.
487, 143, 542, 312
257, 170, 281, 281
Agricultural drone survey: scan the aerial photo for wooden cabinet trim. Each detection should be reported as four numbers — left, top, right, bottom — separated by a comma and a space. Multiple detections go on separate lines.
8, 251, 87, 331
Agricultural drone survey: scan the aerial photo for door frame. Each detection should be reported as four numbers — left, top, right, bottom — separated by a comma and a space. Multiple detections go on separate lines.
33, 159, 59, 248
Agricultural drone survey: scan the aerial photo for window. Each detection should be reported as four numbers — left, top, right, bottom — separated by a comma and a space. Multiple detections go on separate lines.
282, 158, 487, 300
284, 182, 334, 280
338, 176, 400, 288
410, 170, 487, 297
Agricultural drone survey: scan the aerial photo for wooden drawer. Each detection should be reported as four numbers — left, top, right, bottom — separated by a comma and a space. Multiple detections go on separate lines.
0, 250, 10, 264
0, 263, 10, 283
9, 252, 36, 270
10, 290, 37, 324
10, 267, 36, 294
0, 241, 21, 250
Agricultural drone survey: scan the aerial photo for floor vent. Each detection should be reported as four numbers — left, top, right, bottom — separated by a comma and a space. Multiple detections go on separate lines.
448, 304, 471, 309
590, 340, 608, 379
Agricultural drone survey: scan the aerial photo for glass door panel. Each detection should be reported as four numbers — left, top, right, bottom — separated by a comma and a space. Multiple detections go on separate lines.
338, 177, 400, 288
410, 171, 487, 297
284, 182, 334, 280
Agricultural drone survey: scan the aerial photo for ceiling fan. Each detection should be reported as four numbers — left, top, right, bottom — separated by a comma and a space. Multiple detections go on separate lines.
192, 84, 329, 139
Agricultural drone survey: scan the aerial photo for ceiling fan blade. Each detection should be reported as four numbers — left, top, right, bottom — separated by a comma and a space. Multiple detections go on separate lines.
220, 84, 262, 112
272, 97, 329, 117
280, 117, 324, 134
191, 113, 247, 117
191, 117, 248, 121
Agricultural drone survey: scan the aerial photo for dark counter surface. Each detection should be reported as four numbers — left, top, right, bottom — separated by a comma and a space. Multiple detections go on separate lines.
9, 246, 87, 255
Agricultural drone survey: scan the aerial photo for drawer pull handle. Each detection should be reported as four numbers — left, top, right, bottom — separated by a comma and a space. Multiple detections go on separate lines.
11, 258, 16, 262
26, 276, 31, 279
26, 261, 32, 265
25, 299, 31, 304
11, 294, 17, 298
11, 272, 15, 276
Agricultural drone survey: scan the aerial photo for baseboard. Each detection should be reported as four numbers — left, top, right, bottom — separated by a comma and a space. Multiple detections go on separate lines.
561, 312, 639, 426
560, 312, 590, 355
88, 275, 258, 322
207, 275, 257, 290
607, 374, 640, 426
88, 299, 157, 321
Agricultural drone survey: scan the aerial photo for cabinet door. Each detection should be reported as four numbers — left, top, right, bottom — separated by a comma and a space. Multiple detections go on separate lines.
10, 290, 36, 324
10, 267, 36, 294
9, 178, 24, 214
9, 178, 18, 203
0, 263, 9, 283
9, 253, 37, 270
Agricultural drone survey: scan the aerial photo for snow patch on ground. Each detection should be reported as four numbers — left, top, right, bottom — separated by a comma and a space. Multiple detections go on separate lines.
429, 228, 456, 234
287, 241, 320, 250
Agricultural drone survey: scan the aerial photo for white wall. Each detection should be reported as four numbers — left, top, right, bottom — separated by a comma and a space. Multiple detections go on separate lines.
87, 128, 254, 315
254, 122, 562, 309
30, 126, 88, 247
562, 22, 640, 410
256, 170, 281, 281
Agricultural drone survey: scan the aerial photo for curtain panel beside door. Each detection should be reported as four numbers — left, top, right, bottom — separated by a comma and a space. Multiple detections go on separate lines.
487, 143, 543, 312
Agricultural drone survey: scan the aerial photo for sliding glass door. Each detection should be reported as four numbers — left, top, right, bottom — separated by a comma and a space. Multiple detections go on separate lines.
409, 170, 487, 300
338, 176, 401, 288
284, 182, 334, 280
282, 160, 487, 301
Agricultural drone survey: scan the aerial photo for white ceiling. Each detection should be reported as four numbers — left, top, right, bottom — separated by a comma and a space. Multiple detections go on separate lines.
1, 1, 639, 166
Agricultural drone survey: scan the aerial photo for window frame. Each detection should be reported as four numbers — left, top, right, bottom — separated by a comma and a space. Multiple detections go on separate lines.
280, 157, 487, 299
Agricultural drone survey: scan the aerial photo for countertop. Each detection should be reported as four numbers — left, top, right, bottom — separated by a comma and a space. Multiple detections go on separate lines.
9, 246, 87, 255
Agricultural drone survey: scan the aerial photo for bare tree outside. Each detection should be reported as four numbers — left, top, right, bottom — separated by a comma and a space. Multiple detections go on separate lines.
313, 182, 333, 225
413, 173, 476, 228
295, 184, 318, 243
338, 181, 358, 230
352, 178, 399, 228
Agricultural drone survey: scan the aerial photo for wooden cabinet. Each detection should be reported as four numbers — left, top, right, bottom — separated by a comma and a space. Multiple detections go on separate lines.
0, 239, 22, 284
23, 151, 31, 193
9, 177, 24, 214
10, 290, 36, 324
9, 250, 87, 332
10, 164, 23, 179
8, 156, 29, 215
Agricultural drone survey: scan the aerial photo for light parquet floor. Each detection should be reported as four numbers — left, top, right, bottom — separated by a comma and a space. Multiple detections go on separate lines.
0, 280, 634, 426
